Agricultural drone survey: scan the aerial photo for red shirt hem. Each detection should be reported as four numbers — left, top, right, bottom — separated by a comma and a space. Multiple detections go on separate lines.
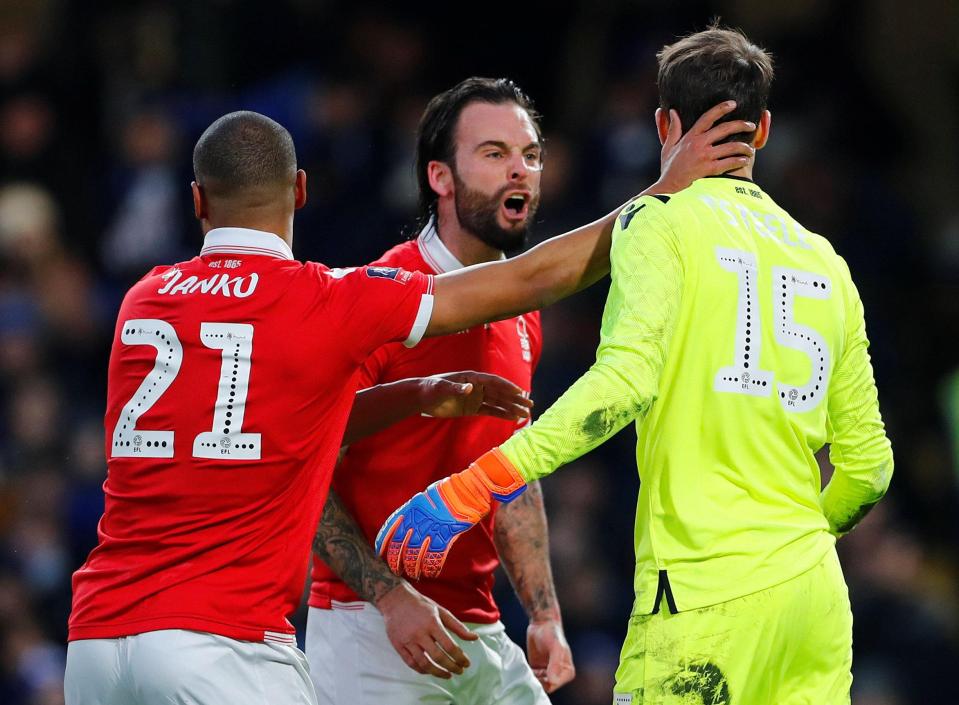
68, 615, 294, 643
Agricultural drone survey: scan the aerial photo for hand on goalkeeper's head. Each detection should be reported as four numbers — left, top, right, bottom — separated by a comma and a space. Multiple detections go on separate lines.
374, 449, 528, 579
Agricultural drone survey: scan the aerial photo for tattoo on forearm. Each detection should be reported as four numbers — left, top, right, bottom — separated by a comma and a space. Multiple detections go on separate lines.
494, 481, 561, 621
313, 490, 401, 604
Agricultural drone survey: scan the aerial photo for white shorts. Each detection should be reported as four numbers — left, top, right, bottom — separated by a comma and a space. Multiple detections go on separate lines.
306, 603, 550, 705
65, 629, 317, 705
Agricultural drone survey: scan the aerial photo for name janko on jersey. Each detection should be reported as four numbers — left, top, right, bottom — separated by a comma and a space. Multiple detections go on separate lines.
157, 268, 258, 298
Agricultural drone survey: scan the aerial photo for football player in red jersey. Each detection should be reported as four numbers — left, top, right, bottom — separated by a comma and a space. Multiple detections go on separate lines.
65, 104, 755, 705
307, 78, 569, 705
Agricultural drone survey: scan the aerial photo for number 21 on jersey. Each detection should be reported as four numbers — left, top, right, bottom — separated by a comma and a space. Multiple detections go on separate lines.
713, 248, 831, 413
111, 319, 261, 460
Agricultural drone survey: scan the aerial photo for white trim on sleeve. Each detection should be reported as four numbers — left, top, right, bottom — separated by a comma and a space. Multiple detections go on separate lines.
403, 293, 434, 348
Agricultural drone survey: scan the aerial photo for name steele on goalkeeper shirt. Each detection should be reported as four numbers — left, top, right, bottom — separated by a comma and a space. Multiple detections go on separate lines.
499, 176, 892, 614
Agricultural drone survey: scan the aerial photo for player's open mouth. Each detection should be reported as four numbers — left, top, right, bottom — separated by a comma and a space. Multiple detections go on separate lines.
501, 192, 530, 222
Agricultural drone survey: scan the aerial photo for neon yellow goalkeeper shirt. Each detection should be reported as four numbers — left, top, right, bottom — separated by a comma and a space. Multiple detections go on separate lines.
500, 175, 893, 614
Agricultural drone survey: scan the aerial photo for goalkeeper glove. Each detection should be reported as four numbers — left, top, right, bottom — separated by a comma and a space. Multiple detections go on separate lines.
374, 449, 527, 579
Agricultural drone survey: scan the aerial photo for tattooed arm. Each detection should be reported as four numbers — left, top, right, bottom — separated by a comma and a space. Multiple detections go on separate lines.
313, 490, 477, 678
494, 481, 575, 693
313, 489, 402, 604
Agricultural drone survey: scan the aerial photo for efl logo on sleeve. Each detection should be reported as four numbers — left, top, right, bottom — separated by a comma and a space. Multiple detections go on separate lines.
614, 694, 633, 705
365, 267, 412, 284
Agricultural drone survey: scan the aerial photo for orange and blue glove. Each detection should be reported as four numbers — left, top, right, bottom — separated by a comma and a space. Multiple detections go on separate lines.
374, 449, 527, 579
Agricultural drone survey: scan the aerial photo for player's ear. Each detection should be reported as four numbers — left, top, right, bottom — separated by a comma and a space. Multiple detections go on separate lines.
753, 110, 772, 150
655, 108, 670, 146
294, 169, 307, 210
191, 182, 207, 220
427, 160, 454, 199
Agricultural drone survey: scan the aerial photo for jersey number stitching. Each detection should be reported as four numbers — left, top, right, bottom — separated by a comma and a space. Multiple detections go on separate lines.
713, 248, 832, 413
111, 319, 261, 459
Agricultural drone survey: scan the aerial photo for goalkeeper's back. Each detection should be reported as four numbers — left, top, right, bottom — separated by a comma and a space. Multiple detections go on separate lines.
628, 175, 892, 614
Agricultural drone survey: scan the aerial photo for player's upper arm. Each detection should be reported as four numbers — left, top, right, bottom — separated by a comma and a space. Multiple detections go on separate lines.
426, 210, 617, 337
314, 264, 435, 360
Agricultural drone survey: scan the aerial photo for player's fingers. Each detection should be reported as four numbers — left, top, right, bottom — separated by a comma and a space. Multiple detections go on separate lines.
439, 607, 479, 642
545, 660, 575, 692
404, 535, 429, 580
702, 119, 756, 145
392, 526, 414, 576
462, 370, 519, 388
689, 100, 737, 135
477, 403, 527, 421
427, 614, 469, 668
410, 649, 453, 679
420, 636, 465, 675
480, 399, 532, 421
398, 645, 427, 675
421, 546, 452, 580
423, 530, 465, 579
470, 373, 527, 401
709, 140, 755, 160
432, 378, 473, 399
430, 627, 470, 668
377, 514, 402, 559
662, 108, 682, 150
482, 392, 533, 419
484, 385, 533, 407
710, 155, 753, 174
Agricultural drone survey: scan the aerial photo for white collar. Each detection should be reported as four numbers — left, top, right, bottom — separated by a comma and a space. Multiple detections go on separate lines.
416, 217, 507, 273
200, 227, 294, 260
416, 218, 463, 273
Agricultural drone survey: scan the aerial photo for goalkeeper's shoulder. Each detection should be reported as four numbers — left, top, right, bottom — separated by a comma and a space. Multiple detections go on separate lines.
611, 192, 686, 267
615, 192, 677, 234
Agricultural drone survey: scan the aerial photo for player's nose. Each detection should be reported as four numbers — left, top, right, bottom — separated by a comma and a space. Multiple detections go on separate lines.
507, 152, 530, 181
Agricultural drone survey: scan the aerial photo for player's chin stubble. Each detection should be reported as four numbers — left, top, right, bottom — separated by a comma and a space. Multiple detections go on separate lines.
453, 174, 538, 254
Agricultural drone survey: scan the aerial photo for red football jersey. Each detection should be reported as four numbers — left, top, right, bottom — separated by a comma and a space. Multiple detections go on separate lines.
69, 227, 434, 643
309, 221, 542, 623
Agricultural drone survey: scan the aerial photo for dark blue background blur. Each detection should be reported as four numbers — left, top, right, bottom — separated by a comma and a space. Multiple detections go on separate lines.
1, 2, 957, 703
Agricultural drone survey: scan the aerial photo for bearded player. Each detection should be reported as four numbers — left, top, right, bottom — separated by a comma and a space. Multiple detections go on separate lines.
308, 78, 568, 705
378, 28, 893, 705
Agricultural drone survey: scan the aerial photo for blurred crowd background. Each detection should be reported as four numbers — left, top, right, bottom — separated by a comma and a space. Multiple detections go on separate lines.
1, 1, 958, 703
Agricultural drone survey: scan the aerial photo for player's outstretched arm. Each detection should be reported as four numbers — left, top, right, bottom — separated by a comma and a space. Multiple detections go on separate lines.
376, 197, 684, 579
342, 372, 532, 446
424, 101, 754, 337
313, 490, 478, 679
494, 482, 574, 694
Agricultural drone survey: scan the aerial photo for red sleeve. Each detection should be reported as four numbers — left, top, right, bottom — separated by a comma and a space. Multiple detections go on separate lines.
526, 310, 543, 375
316, 264, 434, 361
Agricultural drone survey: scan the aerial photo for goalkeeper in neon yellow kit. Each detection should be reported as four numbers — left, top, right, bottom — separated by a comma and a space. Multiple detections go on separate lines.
377, 25, 892, 705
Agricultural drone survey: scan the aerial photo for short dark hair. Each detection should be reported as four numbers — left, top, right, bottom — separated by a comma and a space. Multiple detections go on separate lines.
193, 111, 297, 197
415, 77, 541, 221
657, 25, 774, 144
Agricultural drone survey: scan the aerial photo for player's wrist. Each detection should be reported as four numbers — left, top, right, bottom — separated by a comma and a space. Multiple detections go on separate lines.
439, 449, 528, 522
644, 178, 676, 196
527, 610, 563, 626
372, 579, 416, 612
